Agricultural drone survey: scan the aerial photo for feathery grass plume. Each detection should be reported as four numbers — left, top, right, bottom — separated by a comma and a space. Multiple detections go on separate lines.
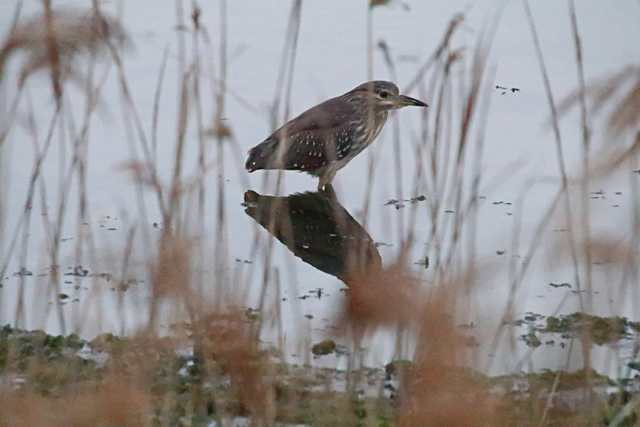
558, 65, 640, 137
150, 233, 193, 300
557, 66, 640, 176
0, 7, 128, 87
339, 264, 421, 330
194, 310, 276, 422
395, 279, 499, 426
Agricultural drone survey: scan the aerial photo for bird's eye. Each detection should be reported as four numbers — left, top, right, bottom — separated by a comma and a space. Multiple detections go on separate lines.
380, 91, 389, 99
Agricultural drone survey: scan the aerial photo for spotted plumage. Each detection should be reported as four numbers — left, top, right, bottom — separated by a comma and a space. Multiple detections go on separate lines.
245, 80, 428, 190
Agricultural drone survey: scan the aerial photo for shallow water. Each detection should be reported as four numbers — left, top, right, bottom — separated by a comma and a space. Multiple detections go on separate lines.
0, 0, 639, 376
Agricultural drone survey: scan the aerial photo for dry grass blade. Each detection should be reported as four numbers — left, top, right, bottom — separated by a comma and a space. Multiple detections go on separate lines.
0, 381, 151, 427
403, 13, 464, 93
523, 0, 583, 315
609, 82, 640, 136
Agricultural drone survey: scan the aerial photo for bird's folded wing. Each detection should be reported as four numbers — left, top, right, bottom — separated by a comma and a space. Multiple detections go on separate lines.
271, 97, 358, 169
247, 95, 358, 171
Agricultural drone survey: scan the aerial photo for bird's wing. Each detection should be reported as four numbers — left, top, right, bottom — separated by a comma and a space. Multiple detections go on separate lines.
246, 96, 357, 171
277, 95, 355, 136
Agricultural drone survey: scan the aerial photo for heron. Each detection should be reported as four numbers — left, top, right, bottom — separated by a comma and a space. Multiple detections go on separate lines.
245, 81, 427, 190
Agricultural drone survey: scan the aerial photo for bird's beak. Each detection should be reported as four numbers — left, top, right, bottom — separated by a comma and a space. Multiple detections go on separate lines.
397, 94, 428, 108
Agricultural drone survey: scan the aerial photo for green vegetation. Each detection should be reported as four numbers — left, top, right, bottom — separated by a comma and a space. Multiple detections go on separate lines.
311, 339, 337, 356
544, 313, 639, 345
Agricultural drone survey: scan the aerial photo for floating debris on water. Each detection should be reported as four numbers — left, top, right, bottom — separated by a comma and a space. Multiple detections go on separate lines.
309, 288, 327, 299
548, 282, 571, 289
384, 194, 427, 209
504, 311, 544, 327
495, 84, 520, 95
13, 267, 33, 277
87, 272, 113, 282
64, 265, 89, 277
521, 331, 542, 348
414, 256, 429, 269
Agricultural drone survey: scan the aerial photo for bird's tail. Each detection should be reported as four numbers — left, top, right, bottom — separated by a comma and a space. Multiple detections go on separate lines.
245, 138, 279, 172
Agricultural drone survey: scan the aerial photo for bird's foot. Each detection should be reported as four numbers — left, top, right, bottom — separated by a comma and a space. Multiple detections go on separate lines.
318, 183, 337, 198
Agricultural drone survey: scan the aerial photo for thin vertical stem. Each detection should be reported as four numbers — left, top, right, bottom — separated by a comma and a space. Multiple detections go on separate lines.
523, 0, 583, 309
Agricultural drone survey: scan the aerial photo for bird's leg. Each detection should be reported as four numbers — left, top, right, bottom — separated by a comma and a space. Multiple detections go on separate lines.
317, 167, 337, 191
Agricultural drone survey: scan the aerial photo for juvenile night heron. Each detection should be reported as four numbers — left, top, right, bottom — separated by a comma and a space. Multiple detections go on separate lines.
245, 81, 428, 189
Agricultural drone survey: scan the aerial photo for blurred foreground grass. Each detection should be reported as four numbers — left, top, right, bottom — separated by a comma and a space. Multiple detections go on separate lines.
1, 321, 639, 426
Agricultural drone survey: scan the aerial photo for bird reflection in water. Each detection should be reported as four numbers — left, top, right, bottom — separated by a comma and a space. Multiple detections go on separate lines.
243, 187, 381, 284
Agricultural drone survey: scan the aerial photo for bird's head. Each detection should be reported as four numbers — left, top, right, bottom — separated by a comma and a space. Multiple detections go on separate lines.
351, 80, 428, 111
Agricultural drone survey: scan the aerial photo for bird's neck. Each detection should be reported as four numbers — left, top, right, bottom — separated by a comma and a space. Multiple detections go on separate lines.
373, 110, 388, 139
363, 110, 388, 143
